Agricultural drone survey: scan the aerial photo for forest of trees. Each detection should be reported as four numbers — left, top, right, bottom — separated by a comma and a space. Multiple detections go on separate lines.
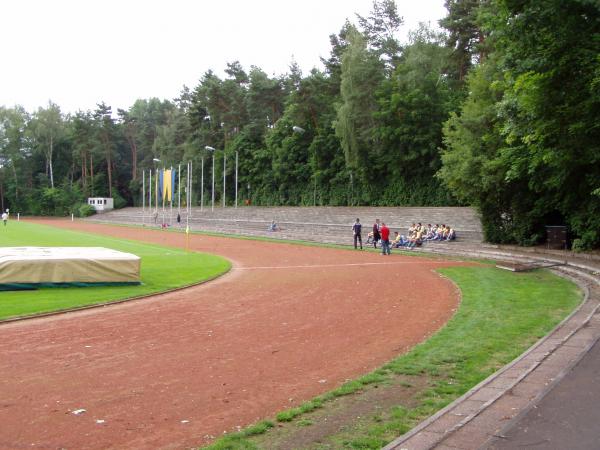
1, 0, 598, 249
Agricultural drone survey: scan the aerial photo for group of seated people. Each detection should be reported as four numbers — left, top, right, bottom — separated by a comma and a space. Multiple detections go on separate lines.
366, 222, 456, 248
391, 223, 456, 248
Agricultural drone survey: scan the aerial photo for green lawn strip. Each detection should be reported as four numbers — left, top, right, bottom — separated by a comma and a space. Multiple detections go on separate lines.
0, 221, 230, 320
201, 266, 581, 450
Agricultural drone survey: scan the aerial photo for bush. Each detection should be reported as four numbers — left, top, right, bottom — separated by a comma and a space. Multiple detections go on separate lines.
77, 203, 96, 217
113, 192, 127, 209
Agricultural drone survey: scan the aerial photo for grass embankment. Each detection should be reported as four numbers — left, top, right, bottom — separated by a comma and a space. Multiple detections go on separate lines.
203, 265, 581, 449
0, 221, 230, 320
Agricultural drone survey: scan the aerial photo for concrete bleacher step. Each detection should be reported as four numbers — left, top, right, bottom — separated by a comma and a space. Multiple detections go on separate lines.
89, 206, 484, 244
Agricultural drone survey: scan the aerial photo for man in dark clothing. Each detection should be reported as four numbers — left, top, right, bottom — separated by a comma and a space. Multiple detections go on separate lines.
352, 218, 363, 249
372, 219, 381, 248
380, 222, 391, 255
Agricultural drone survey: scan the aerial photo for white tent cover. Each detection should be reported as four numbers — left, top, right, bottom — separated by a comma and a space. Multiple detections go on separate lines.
0, 247, 141, 284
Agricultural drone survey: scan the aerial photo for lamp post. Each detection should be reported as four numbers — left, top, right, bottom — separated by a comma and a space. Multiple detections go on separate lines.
235, 150, 238, 208
205, 146, 215, 211
223, 150, 226, 208
200, 156, 204, 212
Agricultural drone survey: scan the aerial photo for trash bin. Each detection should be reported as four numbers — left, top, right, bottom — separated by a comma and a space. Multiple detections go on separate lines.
545, 225, 567, 250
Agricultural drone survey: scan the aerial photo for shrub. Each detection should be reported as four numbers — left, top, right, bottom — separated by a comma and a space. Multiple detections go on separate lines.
77, 203, 96, 217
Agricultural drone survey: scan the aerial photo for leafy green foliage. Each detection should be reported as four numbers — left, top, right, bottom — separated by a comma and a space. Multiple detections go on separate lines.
439, 0, 600, 248
76, 202, 96, 217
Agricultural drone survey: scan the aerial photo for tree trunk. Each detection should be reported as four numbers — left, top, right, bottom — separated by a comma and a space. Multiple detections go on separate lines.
11, 164, 18, 201
49, 135, 54, 188
0, 177, 4, 212
125, 131, 138, 181
107, 148, 112, 198
81, 151, 87, 194
90, 153, 94, 197
131, 140, 137, 181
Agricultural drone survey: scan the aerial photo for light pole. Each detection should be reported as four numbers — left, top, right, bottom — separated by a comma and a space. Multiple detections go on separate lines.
223, 150, 226, 208
235, 150, 238, 208
205, 146, 215, 211
200, 156, 204, 212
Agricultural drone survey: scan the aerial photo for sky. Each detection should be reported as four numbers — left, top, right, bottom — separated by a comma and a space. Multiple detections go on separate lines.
1, 0, 447, 114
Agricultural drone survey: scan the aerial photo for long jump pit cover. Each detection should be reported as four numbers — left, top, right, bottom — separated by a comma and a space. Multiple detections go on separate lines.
0, 247, 141, 291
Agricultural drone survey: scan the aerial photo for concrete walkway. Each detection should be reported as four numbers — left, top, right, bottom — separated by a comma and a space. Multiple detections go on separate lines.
486, 338, 600, 450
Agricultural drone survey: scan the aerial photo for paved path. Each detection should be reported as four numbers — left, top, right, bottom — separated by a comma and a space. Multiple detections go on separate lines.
486, 338, 600, 450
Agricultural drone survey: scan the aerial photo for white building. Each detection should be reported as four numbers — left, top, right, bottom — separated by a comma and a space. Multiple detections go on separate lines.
88, 197, 114, 212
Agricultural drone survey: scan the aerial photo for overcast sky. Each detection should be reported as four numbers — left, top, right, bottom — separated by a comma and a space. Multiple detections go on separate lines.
1, 0, 447, 114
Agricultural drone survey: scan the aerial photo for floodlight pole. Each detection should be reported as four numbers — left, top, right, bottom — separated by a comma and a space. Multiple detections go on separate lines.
223, 151, 226, 208
205, 146, 216, 212
200, 157, 204, 212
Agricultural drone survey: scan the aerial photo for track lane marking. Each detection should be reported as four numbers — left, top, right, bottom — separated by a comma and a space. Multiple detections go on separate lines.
237, 261, 440, 270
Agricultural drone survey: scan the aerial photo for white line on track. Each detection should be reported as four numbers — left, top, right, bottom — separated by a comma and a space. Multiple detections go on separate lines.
237, 261, 433, 270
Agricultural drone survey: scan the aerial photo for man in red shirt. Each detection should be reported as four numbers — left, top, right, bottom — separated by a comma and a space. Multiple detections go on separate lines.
380, 222, 391, 255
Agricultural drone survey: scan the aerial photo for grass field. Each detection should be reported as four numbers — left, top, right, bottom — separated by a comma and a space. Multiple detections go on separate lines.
204, 265, 581, 449
0, 221, 230, 320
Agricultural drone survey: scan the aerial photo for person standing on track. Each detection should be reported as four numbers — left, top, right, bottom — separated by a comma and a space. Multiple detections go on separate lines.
352, 218, 363, 249
380, 222, 391, 255
372, 218, 381, 248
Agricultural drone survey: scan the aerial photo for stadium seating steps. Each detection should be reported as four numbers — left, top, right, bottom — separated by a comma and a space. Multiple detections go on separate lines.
88, 206, 484, 245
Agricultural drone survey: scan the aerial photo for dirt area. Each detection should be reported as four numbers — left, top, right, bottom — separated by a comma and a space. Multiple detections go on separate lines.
0, 219, 466, 449
253, 374, 429, 450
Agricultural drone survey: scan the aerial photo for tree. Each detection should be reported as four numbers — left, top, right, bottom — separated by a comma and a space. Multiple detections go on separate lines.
69, 111, 95, 196
93, 103, 116, 198
439, 0, 485, 83
439, 0, 600, 248
375, 26, 456, 205
29, 102, 64, 188
0, 106, 30, 206
335, 26, 384, 187
357, 0, 403, 68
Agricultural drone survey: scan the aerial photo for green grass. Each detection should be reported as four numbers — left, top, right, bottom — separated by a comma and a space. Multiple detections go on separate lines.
203, 265, 581, 449
0, 221, 230, 320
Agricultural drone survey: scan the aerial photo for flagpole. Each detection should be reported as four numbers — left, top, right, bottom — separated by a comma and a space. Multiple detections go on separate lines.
170, 166, 174, 227
185, 162, 188, 215
161, 169, 165, 228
